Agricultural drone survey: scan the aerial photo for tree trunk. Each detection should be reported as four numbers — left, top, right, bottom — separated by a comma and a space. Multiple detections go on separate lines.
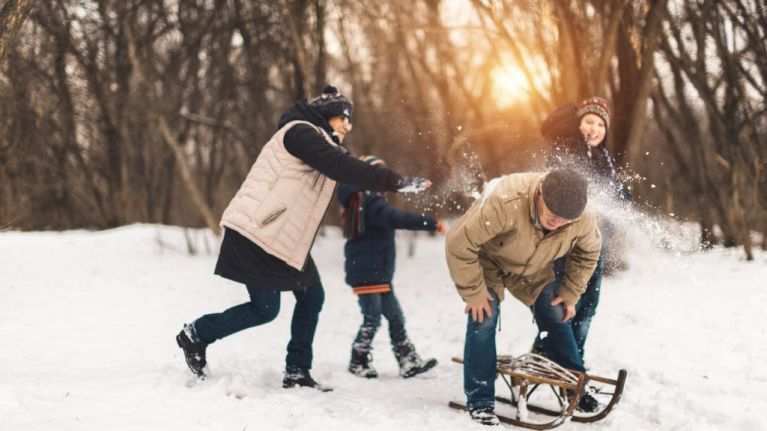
313, 0, 326, 94
287, 0, 310, 99
0, 0, 34, 65
614, 0, 668, 165
158, 117, 221, 235
593, 0, 627, 95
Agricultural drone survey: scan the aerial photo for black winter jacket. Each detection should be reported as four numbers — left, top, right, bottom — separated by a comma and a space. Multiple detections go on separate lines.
541, 103, 618, 182
541, 103, 628, 200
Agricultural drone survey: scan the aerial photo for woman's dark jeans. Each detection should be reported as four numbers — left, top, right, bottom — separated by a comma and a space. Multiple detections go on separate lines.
192, 281, 325, 371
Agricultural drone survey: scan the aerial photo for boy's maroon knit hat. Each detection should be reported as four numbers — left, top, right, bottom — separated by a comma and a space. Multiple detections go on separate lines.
576, 96, 610, 129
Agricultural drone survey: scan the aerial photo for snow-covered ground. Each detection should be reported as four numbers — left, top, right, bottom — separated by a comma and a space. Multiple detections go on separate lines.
2, 219, 766, 430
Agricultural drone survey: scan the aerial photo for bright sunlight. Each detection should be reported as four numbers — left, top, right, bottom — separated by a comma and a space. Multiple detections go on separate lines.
490, 61, 530, 107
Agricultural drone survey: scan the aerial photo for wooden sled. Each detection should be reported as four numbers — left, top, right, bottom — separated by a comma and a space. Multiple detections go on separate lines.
449, 354, 627, 429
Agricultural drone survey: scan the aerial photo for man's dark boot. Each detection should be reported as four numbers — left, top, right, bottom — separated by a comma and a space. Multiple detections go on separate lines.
567, 390, 600, 413
576, 393, 600, 412
348, 348, 378, 378
468, 406, 500, 426
176, 324, 207, 379
283, 366, 333, 392
530, 341, 548, 358
393, 340, 437, 378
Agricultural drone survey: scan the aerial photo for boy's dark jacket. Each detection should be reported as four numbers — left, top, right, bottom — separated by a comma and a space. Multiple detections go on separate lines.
337, 184, 437, 287
541, 103, 617, 181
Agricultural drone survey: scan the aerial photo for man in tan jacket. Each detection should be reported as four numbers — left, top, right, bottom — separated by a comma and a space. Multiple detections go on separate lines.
445, 169, 601, 426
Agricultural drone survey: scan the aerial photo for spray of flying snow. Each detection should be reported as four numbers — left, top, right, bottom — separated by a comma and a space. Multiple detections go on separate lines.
585, 175, 704, 268
397, 138, 703, 265
479, 176, 503, 207
398, 140, 487, 214
397, 179, 431, 193
527, 145, 704, 259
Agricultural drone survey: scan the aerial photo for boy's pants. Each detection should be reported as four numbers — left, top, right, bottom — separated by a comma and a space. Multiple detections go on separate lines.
352, 288, 408, 353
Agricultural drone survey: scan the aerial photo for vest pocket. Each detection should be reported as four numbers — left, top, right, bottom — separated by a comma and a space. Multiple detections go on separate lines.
254, 204, 287, 228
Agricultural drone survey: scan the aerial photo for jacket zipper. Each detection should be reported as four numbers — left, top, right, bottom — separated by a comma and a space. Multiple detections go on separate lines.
299, 124, 339, 272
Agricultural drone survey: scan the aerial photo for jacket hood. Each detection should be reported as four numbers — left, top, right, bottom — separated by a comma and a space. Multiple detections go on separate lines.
336, 183, 361, 207
278, 100, 336, 138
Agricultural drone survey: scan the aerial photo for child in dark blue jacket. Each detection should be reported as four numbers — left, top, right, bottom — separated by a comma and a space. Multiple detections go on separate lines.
337, 155, 444, 378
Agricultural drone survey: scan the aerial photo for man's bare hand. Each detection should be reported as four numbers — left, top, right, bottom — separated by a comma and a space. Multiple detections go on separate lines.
464, 292, 494, 323
550, 296, 575, 323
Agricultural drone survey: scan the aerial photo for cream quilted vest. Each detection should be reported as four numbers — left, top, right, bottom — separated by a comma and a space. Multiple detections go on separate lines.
220, 120, 338, 270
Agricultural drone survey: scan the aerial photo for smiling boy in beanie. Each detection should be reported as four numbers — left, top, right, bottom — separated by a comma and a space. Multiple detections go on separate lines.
542, 96, 620, 188
445, 169, 601, 426
535, 96, 629, 413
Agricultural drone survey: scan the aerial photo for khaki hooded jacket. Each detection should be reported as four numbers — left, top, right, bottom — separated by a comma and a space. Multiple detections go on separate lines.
445, 172, 602, 307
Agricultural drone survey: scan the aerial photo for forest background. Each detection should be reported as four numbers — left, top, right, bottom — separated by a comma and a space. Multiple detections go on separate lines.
1, 0, 765, 259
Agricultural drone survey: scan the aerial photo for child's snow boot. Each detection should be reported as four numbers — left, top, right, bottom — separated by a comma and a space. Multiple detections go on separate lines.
348, 348, 378, 378
393, 340, 437, 378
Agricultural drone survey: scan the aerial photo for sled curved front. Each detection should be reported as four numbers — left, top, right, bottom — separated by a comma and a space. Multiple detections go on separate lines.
571, 368, 627, 422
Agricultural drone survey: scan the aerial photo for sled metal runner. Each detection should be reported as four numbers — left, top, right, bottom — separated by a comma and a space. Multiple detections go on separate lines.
449, 354, 627, 429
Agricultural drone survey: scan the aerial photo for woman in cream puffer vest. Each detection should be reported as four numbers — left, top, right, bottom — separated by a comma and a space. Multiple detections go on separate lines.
175, 86, 431, 391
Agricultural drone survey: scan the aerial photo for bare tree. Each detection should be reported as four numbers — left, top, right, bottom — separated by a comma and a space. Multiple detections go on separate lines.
650, 0, 765, 259
0, 0, 762, 258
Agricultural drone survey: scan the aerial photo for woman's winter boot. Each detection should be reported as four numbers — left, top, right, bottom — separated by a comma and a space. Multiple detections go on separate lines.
283, 366, 333, 392
176, 323, 208, 379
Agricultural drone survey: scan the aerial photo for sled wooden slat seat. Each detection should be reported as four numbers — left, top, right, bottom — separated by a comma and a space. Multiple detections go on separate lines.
451, 356, 584, 392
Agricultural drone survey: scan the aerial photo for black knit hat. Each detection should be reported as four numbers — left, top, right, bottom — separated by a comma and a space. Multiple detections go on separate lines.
541, 169, 589, 220
309, 85, 353, 122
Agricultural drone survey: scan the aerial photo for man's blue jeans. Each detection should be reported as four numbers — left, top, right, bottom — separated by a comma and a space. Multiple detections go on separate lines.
191, 281, 325, 371
533, 253, 605, 371
464, 289, 501, 411
353, 289, 408, 353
